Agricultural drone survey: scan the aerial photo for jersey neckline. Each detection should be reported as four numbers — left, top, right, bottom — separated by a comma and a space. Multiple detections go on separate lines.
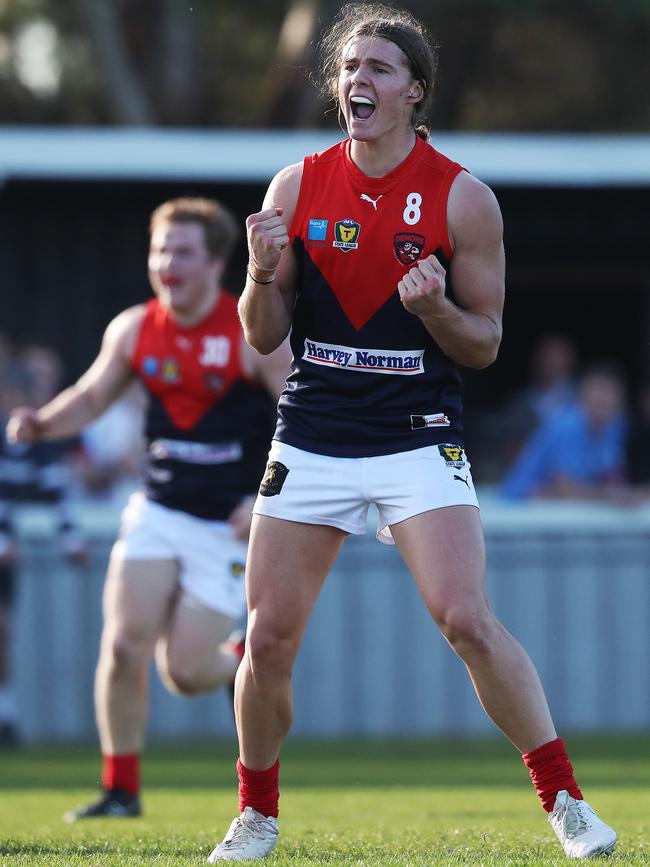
342, 134, 426, 193
155, 288, 225, 333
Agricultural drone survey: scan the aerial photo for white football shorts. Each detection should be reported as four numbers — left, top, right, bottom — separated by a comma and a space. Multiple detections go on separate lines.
253, 440, 480, 545
111, 491, 247, 618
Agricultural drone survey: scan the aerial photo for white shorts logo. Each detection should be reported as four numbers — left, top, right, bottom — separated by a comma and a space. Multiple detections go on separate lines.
303, 339, 424, 375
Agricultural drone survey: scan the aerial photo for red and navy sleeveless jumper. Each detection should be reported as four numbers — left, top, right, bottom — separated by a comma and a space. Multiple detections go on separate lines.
275, 134, 466, 458
131, 291, 274, 519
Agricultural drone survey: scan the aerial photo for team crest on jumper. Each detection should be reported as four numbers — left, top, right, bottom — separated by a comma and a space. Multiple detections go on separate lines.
333, 219, 361, 252
438, 444, 466, 469
394, 233, 425, 265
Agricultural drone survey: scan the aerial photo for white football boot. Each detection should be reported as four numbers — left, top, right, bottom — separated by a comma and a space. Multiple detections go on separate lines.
208, 806, 279, 862
548, 790, 617, 858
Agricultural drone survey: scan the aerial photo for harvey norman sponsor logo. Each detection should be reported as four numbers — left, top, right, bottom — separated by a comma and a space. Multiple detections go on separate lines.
303, 339, 424, 375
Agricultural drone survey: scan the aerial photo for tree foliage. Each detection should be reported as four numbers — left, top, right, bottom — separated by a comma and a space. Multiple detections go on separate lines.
0, 0, 648, 130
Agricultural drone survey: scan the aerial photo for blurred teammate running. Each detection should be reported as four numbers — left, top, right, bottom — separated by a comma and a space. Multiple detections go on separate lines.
7, 197, 290, 820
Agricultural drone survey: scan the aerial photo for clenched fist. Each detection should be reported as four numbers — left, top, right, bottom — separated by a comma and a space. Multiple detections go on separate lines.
397, 254, 447, 318
246, 207, 289, 274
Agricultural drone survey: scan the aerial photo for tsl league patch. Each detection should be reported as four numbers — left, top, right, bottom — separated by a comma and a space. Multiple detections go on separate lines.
394, 233, 425, 265
161, 357, 180, 383
229, 561, 245, 579
438, 444, 466, 468
333, 219, 360, 251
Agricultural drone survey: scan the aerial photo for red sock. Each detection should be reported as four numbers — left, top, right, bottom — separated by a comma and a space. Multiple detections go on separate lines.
101, 753, 140, 795
522, 737, 582, 812
237, 758, 280, 818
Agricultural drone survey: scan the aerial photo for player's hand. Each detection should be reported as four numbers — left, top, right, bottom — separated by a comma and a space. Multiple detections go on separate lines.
246, 207, 289, 274
228, 495, 256, 542
6, 407, 42, 444
397, 254, 447, 318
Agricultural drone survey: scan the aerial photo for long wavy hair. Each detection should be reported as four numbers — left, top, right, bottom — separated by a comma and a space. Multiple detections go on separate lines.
316, 3, 438, 140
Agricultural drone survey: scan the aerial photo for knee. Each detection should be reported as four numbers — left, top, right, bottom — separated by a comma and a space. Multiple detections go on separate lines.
246, 621, 299, 679
162, 658, 204, 696
101, 629, 149, 677
436, 604, 498, 659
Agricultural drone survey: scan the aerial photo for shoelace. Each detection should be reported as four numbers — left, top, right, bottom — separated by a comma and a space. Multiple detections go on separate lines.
220, 814, 273, 851
556, 800, 592, 839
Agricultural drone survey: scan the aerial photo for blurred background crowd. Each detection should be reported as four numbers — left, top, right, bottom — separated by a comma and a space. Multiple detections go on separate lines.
2, 329, 650, 516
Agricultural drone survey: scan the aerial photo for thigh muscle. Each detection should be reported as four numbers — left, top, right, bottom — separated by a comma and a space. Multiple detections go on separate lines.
103, 557, 180, 644
246, 515, 346, 641
390, 506, 488, 618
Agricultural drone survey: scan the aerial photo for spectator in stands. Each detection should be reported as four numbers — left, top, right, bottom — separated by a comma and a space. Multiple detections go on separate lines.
0, 360, 86, 745
500, 362, 629, 501
501, 333, 578, 465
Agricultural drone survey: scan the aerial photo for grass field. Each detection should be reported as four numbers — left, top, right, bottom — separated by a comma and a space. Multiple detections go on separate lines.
1, 733, 649, 865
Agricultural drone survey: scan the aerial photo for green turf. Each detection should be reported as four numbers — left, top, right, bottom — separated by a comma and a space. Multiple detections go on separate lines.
1, 734, 649, 865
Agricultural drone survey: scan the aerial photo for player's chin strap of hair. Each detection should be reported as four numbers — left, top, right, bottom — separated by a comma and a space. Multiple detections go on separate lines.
247, 255, 276, 285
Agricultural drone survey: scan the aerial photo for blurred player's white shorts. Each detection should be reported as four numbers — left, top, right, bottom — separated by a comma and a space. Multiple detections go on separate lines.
253, 440, 480, 545
111, 491, 247, 618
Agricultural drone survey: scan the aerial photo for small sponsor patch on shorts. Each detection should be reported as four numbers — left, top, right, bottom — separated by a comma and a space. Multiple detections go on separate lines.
259, 461, 289, 497
438, 444, 465, 468
410, 413, 450, 430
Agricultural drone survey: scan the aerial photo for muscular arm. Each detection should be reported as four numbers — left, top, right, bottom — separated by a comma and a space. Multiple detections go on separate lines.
7, 307, 142, 443
398, 172, 504, 369
238, 162, 302, 355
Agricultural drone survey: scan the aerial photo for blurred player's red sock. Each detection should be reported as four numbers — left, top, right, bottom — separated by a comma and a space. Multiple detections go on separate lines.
237, 758, 279, 818
523, 737, 582, 812
102, 753, 140, 795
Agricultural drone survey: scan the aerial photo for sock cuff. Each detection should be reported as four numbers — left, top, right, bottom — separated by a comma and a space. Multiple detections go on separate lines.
522, 736, 566, 768
237, 757, 280, 782
102, 752, 140, 795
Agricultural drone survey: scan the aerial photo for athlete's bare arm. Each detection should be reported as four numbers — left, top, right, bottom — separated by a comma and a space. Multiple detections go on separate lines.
238, 162, 303, 355
397, 171, 504, 369
6, 306, 143, 444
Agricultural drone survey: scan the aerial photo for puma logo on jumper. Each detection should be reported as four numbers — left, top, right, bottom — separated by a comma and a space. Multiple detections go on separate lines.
360, 193, 383, 210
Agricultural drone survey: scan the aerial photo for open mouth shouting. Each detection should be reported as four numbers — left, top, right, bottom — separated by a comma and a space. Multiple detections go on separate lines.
350, 95, 376, 121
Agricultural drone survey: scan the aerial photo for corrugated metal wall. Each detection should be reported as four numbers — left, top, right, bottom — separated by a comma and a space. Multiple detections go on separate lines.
11, 505, 650, 741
